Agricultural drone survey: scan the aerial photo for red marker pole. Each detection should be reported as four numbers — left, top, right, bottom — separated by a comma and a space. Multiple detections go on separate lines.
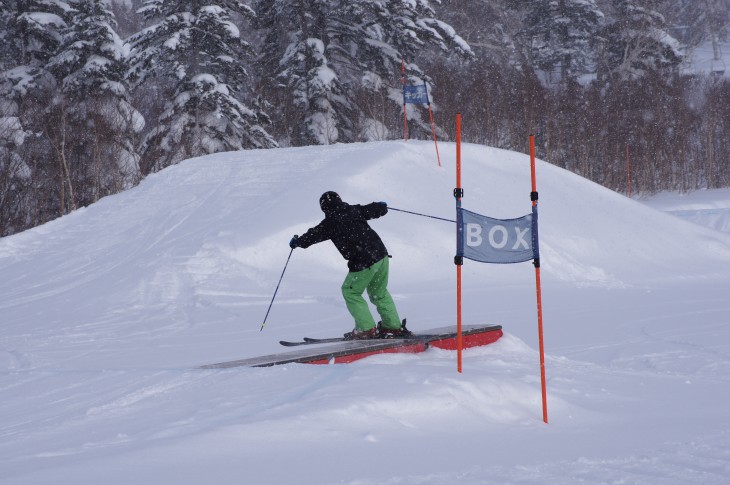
423, 81, 441, 167
626, 144, 632, 198
455, 114, 463, 373
530, 135, 548, 424
402, 59, 408, 141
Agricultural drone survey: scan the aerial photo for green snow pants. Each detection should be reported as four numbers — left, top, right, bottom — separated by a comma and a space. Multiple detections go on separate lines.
341, 256, 401, 331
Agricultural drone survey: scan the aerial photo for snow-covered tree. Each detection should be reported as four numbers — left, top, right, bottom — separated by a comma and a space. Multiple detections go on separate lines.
253, 0, 472, 146
0, 105, 31, 236
0, 0, 73, 95
0, 0, 75, 223
435, 0, 521, 66
254, 0, 351, 145
516, 0, 604, 82
48, 0, 143, 203
282, 36, 350, 145
599, 0, 683, 80
129, 0, 276, 171
670, 0, 730, 73
0, 0, 72, 188
0, 3, 31, 208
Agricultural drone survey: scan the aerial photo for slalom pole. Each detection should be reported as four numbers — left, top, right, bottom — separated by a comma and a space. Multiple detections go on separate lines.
530, 135, 548, 424
260, 248, 294, 331
626, 144, 632, 198
424, 80, 442, 167
455, 113, 464, 373
402, 59, 408, 141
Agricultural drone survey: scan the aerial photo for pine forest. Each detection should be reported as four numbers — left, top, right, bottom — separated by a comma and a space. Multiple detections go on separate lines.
1, 0, 729, 236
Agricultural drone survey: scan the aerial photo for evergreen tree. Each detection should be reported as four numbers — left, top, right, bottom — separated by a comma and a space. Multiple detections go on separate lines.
671, 0, 729, 73
48, 0, 143, 203
0, 2, 28, 200
0, 84, 30, 236
0, 0, 73, 94
129, 0, 276, 171
0, 4, 12, 71
253, 0, 472, 146
435, 0, 519, 66
0, 0, 73, 189
599, 0, 683, 80
254, 0, 349, 145
0, 0, 75, 226
517, 0, 604, 82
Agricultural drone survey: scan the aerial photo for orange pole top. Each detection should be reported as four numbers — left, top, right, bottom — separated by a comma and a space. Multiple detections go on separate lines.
456, 114, 462, 189
530, 134, 537, 203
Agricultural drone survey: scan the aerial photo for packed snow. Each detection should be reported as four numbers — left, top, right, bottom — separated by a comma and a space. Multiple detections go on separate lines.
1, 141, 730, 484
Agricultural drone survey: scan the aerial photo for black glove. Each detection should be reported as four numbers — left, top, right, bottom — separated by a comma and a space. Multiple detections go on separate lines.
289, 235, 299, 249
378, 201, 387, 206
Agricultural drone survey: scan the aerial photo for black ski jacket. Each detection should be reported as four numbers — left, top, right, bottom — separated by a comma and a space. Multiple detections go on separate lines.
297, 201, 389, 272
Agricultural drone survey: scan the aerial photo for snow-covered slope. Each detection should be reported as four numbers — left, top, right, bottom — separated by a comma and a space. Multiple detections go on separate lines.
642, 188, 730, 233
2, 141, 730, 484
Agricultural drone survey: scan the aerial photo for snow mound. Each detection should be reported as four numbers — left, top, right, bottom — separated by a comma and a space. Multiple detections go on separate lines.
2, 141, 730, 484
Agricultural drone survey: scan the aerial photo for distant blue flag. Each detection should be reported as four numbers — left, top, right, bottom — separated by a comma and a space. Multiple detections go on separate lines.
403, 84, 429, 105
457, 208, 538, 264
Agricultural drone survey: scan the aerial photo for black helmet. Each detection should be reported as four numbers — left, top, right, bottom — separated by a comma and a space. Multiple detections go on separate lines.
319, 191, 342, 212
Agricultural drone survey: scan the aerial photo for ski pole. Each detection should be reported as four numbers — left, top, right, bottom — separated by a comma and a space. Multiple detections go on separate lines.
260, 247, 294, 331
389, 207, 455, 223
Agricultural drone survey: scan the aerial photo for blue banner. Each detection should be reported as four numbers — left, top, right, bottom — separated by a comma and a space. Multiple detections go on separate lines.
403, 84, 429, 105
457, 208, 538, 264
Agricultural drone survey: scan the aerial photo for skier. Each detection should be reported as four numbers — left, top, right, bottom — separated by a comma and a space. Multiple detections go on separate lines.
289, 191, 409, 340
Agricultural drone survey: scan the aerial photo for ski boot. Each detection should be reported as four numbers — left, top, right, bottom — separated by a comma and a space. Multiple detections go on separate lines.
343, 326, 380, 340
378, 319, 412, 339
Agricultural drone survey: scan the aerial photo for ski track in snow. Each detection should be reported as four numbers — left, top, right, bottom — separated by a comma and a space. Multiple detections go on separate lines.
1, 141, 730, 484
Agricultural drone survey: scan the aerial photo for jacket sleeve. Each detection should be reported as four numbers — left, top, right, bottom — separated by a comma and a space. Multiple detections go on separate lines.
297, 220, 331, 248
360, 202, 388, 220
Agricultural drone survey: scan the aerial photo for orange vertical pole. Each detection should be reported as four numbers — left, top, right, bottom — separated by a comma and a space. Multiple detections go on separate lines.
423, 80, 441, 167
402, 59, 408, 141
530, 136, 538, 194
626, 144, 631, 198
530, 135, 548, 424
455, 114, 463, 373
428, 106, 441, 167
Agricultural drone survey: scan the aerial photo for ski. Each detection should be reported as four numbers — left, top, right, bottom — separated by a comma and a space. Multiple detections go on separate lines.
304, 336, 347, 344
279, 339, 317, 347
280, 334, 430, 347
279, 337, 346, 346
